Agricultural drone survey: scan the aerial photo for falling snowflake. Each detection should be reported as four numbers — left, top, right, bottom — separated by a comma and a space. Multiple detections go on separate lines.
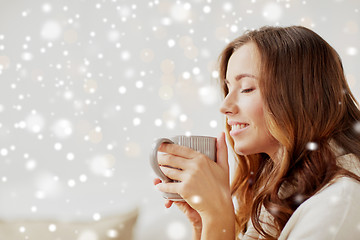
198, 85, 218, 105
354, 121, 360, 134
106, 229, 119, 238
40, 20, 62, 40
191, 195, 202, 204
263, 3, 283, 22
77, 230, 98, 240
48, 224, 57, 232
93, 213, 101, 221
306, 142, 318, 151
51, 119, 73, 139
347, 47, 358, 56
170, 2, 191, 22
167, 221, 187, 240
25, 112, 45, 134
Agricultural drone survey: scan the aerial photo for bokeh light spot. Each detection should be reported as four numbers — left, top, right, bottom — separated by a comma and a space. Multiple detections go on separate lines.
167, 221, 187, 240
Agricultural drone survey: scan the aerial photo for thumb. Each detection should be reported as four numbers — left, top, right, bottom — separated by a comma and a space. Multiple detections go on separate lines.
216, 132, 229, 172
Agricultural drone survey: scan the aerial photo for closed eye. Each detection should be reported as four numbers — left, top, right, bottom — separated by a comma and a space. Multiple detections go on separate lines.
241, 88, 254, 93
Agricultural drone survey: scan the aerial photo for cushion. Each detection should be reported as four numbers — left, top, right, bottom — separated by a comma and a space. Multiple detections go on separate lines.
0, 207, 138, 240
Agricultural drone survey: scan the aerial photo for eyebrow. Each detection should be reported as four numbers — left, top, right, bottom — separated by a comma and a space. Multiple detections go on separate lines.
225, 73, 257, 84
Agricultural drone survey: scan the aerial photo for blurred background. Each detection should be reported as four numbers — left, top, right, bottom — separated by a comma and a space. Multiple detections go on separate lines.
0, 0, 359, 239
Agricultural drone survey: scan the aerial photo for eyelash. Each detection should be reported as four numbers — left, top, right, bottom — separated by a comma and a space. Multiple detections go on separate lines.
241, 88, 254, 93
225, 83, 255, 94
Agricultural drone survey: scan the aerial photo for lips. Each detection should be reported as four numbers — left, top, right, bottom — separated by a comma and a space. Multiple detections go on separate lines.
231, 123, 249, 130
228, 120, 250, 136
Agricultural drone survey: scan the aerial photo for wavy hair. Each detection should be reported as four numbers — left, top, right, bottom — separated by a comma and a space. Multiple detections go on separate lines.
218, 26, 360, 239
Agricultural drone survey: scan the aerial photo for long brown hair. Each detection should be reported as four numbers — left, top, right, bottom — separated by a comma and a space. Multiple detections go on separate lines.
218, 26, 360, 239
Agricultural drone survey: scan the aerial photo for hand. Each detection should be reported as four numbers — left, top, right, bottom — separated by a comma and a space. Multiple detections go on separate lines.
155, 132, 234, 221
153, 178, 202, 229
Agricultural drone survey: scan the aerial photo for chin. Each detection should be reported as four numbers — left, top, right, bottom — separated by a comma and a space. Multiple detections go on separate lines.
234, 144, 249, 156
233, 141, 259, 156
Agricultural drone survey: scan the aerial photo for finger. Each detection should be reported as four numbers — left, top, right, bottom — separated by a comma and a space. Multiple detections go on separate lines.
174, 201, 192, 211
216, 132, 229, 172
165, 200, 173, 208
159, 166, 185, 182
158, 143, 197, 159
174, 202, 188, 213
157, 153, 189, 170
156, 181, 181, 194
153, 178, 162, 185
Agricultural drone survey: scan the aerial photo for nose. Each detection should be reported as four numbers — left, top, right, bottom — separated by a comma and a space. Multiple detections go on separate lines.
219, 91, 238, 116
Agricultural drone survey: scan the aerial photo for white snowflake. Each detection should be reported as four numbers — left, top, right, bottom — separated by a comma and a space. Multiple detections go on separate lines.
77, 230, 98, 240
346, 47, 358, 56
41, 20, 62, 40
107, 229, 118, 238
48, 224, 57, 232
198, 85, 218, 105
93, 213, 101, 221
306, 142, 318, 151
41, 3, 52, 13
167, 221, 187, 240
51, 119, 73, 139
170, 3, 191, 22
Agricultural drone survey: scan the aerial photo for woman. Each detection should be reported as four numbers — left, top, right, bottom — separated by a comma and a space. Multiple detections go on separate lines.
154, 26, 360, 239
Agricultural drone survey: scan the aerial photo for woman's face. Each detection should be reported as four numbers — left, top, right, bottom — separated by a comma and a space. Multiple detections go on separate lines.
220, 42, 279, 157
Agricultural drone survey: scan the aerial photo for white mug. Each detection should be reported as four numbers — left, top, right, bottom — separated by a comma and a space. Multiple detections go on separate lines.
150, 135, 217, 201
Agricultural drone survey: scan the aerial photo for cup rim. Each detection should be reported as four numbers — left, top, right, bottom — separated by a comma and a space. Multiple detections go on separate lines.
173, 135, 216, 139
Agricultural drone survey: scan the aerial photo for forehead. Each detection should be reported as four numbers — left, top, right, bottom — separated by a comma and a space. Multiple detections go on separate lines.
226, 42, 260, 80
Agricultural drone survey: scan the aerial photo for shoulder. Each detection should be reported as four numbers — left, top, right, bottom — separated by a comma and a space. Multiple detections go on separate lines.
279, 177, 360, 240
314, 174, 360, 200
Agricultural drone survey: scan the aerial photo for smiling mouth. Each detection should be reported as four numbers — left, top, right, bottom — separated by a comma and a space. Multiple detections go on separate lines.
229, 123, 250, 136
231, 123, 249, 130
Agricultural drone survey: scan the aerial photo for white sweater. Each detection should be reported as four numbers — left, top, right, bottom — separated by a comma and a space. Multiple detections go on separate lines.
241, 153, 360, 240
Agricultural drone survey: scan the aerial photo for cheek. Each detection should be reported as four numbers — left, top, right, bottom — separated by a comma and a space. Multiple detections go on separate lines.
249, 99, 266, 129
255, 105, 264, 121
253, 107, 277, 145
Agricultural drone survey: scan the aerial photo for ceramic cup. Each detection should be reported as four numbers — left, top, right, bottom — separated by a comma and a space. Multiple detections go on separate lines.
150, 135, 217, 201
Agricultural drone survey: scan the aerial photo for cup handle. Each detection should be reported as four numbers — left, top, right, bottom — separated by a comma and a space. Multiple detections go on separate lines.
150, 138, 175, 183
